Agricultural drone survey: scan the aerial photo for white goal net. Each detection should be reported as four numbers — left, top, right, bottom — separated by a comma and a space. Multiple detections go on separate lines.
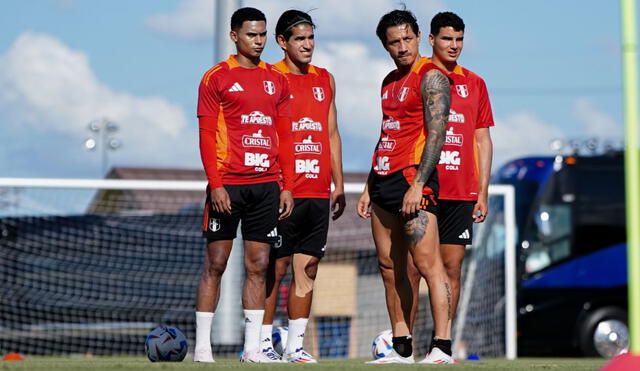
0, 177, 515, 359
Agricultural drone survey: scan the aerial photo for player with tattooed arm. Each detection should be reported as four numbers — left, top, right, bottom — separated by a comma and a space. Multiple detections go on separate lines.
356, 9, 453, 364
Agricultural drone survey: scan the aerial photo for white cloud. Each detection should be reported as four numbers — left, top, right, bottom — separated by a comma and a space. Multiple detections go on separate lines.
147, 0, 446, 40
0, 32, 195, 172
145, 0, 214, 40
491, 112, 566, 168
573, 98, 622, 139
313, 42, 394, 142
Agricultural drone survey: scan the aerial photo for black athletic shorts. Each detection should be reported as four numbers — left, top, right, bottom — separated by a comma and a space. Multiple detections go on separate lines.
202, 182, 280, 244
273, 198, 329, 259
438, 200, 475, 245
369, 167, 439, 216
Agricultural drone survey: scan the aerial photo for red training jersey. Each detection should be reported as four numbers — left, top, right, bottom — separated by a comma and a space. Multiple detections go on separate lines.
274, 61, 333, 199
197, 55, 291, 188
372, 57, 447, 177
432, 59, 495, 201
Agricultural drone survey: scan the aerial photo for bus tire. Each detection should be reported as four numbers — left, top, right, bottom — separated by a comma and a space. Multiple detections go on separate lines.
578, 306, 628, 358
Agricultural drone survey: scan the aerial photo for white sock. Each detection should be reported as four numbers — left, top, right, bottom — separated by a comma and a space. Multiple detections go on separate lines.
285, 318, 308, 354
260, 324, 274, 350
243, 309, 265, 354
195, 311, 214, 352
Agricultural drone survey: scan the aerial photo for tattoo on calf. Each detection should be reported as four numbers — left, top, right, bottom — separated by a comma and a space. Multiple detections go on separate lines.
445, 282, 452, 319
403, 210, 429, 244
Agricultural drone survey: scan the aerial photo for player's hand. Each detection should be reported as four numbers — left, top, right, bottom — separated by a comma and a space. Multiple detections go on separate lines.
356, 191, 371, 219
401, 184, 424, 219
331, 189, 346, 221
279, 190, 294, 220
472, 194, 488, 223
211, 187, 232, 215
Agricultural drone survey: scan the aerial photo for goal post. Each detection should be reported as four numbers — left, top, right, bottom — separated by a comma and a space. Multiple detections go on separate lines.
0, 177, 516, 359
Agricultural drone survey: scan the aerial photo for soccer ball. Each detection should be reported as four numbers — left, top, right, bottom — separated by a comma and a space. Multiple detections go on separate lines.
145, 326, 188, 362
371, 329, 394, 359
272, 326, 288, 355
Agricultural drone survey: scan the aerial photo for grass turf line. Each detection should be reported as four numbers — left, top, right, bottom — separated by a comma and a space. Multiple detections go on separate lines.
0, 356, 606, 370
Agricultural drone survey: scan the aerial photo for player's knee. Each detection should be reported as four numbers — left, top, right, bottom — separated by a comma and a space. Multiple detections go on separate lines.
206, 258, 228, 277
303, 258, 319, 279
444, 263, 462, 283
245, 255, 270, 278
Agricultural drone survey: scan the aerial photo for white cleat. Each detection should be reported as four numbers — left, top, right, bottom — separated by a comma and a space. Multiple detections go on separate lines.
261, 347, 284, 362
241, 349, 283, 363
193, 348, 215, 363
284, 348, 318, 363
418, 347, 455, 364
366, 349, 415, 364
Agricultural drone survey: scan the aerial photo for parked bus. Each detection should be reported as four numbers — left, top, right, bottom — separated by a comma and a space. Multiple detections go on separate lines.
488, 151, 628, 358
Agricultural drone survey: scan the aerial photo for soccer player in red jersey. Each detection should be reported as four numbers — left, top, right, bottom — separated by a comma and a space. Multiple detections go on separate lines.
258, 10, 345, 363
409, 11, 494, 363
194, 7, 295, 363
356, 9, 453, 364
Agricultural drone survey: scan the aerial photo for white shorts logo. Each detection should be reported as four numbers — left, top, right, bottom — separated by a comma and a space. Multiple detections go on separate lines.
263, 80, 276, 95
209, 218, 221, 232
274, 235, 283, 248
312, 87, 325, 101
455, 84, 469, 98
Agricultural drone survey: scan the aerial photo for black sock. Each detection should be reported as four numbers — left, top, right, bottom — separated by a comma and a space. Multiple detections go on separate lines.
392, 335, 413, 357
428, 330, 436, 353
432, 337, 452, 357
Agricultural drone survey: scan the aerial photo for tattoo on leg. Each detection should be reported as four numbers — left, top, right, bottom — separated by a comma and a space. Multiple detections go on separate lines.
404, 211, 428, 244
445, 282, 452, 319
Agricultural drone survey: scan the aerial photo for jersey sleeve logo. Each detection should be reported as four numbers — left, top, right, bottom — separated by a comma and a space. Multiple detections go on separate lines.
263, 80, 276, 95
294, 135, 322, 155
455, 84, 469, 98
312, 87, 325, 101
241, 111, 273, 125
242, 130, 272, 149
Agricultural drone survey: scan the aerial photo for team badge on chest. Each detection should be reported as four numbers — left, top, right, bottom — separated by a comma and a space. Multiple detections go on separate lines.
455, 84, 469, 98
312, 87, 325, 102
263, 80, 276, 95
398, 87, 410, 102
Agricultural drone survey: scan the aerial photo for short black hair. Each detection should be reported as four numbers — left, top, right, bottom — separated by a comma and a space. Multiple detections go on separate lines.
376, 9, 419, 44
230, 7, 266, 31
275, 10, 315, 41
430, 12, 465, 35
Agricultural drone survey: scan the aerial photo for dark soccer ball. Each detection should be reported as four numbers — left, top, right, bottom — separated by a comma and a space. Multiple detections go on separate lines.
145, 326, 188, 362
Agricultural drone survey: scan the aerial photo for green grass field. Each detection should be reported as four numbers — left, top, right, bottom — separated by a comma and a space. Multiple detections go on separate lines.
0, 357, 606, 370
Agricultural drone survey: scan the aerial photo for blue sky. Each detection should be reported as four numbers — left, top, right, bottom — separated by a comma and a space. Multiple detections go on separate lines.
0, 0, 626, 179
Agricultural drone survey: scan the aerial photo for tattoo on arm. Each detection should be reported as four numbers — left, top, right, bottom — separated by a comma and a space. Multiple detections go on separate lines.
417, 70, 450, 183
404, 210, 429, 244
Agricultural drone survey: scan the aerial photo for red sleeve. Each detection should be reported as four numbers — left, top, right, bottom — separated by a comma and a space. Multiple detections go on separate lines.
276, 116, 294, 192
276, 73, 291, 118
197, 70, 221, 118
476, 78, 495, 129
199, 116, 223, 189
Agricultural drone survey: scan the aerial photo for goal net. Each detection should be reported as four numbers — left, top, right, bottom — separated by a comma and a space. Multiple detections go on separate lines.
0, 177, 515, 359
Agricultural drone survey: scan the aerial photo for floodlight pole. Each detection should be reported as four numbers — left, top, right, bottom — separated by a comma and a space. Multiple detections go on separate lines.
621, 0, 640, 355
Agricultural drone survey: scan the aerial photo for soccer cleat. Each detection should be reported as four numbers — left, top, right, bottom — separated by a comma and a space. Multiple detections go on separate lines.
240, 349, 283, 363
261, 347, 283, 362
193, 348, 215, 363
365, 349, 415, 364
418, 347, 455, 364
284, 348, 318, 363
